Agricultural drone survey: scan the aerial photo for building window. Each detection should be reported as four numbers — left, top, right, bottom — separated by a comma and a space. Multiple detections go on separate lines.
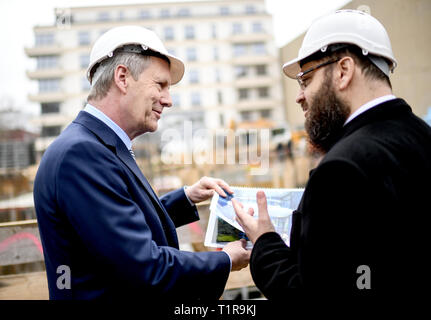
35, 33, 54, 46
186, 47, 197, 61
253, 42, 266, 55
238, 88, 249, 100
118, 11, 125, 21
171, 93, 180, 107
252, 22, 263, 33
98, 12, 110, 22
41, 125, 62, 138
0, 141, 36, 169
235, 65, 248, 78
232, 23, 243, 35
139, 10, 151, 19
241, 111, 252, 121
256, 64, 267, 75
38, 79, 60, 93
219, 114, 224, 126
215, 69, 221, 82
178, 8, 190, 17
258, 87, 269, 98
164, 26, 174, 41
185, 25, 195, 39
213, 47, 219, 60
260, 109, 272, 119
79, 54, 90, 69
220, 7, 230, 15
233, 44, 246, 56
36, 55, 58, 69
160, 9, 170, 18
211, 24, 217, 38
78, 31, 91, 46
167, 48, 176, 56
217, 91, 223, 104
245, 5, 256, 14
189, 70, 199, 84
191, 92, 201, 107
41, 102, 60, 114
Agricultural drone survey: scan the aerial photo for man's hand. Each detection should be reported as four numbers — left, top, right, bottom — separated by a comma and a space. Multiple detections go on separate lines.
185, 176, 233, 204
232, 191, 275, 244
222, 239, 251, 271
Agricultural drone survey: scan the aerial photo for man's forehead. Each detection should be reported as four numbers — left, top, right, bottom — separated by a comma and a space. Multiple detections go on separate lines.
148, 57, 172, 83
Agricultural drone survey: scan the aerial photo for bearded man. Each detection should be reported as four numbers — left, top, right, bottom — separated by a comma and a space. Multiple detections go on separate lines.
233, 10, 431, 297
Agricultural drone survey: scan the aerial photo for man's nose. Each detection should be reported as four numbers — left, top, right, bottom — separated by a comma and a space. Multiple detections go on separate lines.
295, 89, 305, 105
161, 91, 172, 108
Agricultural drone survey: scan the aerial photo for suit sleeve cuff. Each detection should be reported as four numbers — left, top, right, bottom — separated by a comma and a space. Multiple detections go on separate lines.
221, 250, 232, 271
183, 186, 196, 207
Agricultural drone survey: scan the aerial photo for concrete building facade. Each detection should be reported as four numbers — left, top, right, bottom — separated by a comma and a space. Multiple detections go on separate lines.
25, 0, 284, 157
280, 0, 431, 130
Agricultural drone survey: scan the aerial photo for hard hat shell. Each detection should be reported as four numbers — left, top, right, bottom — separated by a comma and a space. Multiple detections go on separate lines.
87, 25, 185, 85
282, 10, 397, 78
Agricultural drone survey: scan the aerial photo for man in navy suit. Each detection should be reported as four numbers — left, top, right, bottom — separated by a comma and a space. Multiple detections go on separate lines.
34, 26, 250, 300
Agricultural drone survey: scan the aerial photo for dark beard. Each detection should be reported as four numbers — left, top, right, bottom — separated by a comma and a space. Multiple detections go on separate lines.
305, 72, 351, 154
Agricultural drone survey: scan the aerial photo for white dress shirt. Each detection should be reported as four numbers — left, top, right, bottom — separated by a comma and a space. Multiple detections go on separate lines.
344, 95, 397, 126
83, 103, 132, 151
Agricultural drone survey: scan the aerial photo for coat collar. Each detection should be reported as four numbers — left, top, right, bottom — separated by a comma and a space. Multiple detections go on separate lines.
340, 98, 412, 141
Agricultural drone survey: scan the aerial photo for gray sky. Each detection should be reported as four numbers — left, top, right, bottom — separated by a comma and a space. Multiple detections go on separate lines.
0, 0, 350, 114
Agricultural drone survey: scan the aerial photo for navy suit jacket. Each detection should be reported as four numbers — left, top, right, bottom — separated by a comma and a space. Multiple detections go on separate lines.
34, 111, 230, 300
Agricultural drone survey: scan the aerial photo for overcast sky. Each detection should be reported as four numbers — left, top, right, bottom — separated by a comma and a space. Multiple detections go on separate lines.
0, 0, 350, 114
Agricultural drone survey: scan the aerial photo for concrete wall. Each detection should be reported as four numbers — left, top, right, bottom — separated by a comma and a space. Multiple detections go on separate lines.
280, 0, 431, 129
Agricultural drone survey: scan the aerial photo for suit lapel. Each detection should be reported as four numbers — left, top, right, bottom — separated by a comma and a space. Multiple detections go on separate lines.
74, 111, 178, 247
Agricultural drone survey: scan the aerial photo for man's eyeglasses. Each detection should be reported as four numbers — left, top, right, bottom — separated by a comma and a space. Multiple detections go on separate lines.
296, 57, 341, 90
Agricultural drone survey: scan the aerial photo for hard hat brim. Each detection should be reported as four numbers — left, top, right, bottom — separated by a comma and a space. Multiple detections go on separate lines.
282, 57, 302, 79
164, 53, 185, 85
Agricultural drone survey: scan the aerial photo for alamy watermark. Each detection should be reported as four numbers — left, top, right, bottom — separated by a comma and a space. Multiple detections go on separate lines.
160, 121, 270, 175
56, 265, 71, 290
356, 264, 371, 289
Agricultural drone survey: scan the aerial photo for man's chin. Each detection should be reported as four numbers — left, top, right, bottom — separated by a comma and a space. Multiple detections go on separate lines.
148, 122, 159, 133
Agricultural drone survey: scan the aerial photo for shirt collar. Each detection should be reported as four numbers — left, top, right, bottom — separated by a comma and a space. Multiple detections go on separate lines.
83, 103, 132, 150
344, 94, 397, 126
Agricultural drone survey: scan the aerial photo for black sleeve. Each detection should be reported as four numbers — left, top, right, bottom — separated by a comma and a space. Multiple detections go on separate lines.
251, 232, 301, 299
250, 159, 372, 297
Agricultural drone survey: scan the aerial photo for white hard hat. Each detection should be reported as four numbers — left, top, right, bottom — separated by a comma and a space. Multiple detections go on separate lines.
87, 25, 185, 85
282, 10, 397, 78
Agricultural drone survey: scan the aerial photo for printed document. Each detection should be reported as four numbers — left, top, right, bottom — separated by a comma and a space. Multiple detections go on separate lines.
204, 187, 304, 248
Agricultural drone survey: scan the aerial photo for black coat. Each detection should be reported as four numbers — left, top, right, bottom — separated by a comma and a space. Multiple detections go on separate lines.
250, 98, 431, 297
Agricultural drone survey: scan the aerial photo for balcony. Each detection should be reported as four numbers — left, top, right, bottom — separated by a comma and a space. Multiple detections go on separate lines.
28, 92, 67, 103
227, 32, 272, 43
24, 45, 63, 57
26, 68, 65, 80
232, 75, 277, 88
31, 113, 70, 127
235, 97, 279, 110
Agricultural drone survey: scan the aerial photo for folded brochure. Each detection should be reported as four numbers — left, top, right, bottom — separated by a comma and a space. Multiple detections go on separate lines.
204, 186, 304, 249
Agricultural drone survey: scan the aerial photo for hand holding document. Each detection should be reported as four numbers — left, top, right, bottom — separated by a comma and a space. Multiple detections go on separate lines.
204, 186, 304, 249
232, 191, 277, 244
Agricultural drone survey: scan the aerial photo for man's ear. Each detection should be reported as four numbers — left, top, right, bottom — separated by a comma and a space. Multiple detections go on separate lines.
336, 56, 355, 91
113, 64, 129, 94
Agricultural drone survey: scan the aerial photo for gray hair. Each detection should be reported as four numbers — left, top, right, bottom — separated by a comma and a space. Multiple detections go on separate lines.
87, 51, 151, 101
